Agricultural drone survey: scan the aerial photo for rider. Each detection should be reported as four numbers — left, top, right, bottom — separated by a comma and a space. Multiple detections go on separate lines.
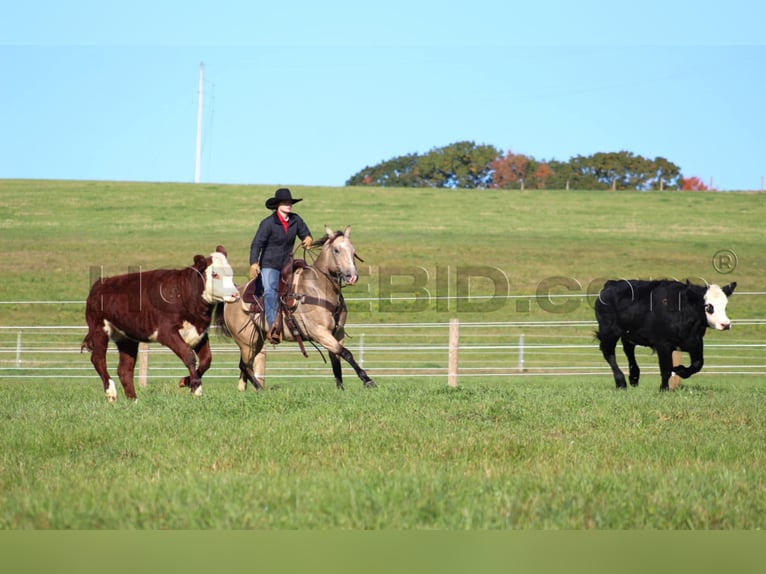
249, 188, 313, 343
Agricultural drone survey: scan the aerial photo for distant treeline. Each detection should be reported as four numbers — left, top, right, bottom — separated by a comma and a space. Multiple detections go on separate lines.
346, 141, 709, 191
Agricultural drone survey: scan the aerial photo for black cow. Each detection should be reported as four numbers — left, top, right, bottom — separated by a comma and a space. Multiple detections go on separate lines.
595, 279, 736, 391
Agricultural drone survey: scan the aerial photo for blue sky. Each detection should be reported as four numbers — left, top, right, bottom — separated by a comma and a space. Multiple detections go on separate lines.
2, 1, 764, 190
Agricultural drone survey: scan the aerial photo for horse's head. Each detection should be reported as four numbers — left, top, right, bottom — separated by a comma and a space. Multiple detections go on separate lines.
320, 225, 360, 285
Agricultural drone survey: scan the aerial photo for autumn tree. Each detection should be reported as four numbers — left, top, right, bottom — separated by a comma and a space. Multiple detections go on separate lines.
347, 143, 687, 192
681, 176, 710, 191
490, 150, 552, 190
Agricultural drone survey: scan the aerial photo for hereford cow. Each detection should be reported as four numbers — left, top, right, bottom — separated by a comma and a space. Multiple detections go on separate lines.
81, 246, 239, 401
595, 279, 736, 391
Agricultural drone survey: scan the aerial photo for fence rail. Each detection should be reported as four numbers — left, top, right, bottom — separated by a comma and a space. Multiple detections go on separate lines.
2, 318, 765, 384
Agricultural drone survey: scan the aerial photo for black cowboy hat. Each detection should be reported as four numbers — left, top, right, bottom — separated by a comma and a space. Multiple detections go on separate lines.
265, 187, 303, 210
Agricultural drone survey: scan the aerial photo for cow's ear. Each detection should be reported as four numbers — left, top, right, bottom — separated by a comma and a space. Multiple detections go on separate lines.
193, 255, 208, 272
685, 283, 704, 304
722, 282, 737, 297
216, 245, 227, 257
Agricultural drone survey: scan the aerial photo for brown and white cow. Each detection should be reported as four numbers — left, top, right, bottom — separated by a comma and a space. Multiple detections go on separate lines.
81, 246, 239, 401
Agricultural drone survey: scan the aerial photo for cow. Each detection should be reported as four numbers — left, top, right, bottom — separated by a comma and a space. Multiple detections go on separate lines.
595, 279, 736, 391
81, 246, 239, 402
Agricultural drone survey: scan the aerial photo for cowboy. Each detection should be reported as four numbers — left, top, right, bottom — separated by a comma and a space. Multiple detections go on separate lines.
249, 188, 313, 343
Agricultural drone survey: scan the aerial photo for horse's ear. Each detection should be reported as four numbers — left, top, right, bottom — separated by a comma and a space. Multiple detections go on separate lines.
324, 225, 334, 237
344, 225, 351, 239
215, 245, 228, 257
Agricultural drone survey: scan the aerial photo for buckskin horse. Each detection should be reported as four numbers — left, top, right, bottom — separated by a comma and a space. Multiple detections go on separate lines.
219, 226, 375, 390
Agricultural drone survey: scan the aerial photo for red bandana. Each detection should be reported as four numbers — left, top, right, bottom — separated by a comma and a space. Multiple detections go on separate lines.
277, 210, 289, 233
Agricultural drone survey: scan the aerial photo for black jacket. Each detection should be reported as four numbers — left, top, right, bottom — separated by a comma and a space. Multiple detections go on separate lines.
249, 212, 311, 269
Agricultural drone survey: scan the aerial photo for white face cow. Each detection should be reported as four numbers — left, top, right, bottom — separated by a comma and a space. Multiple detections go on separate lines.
203, 251, 239, 304
704, 283, 736, 331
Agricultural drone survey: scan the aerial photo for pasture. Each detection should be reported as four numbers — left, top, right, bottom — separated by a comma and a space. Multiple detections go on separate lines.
1, 179, 765, 528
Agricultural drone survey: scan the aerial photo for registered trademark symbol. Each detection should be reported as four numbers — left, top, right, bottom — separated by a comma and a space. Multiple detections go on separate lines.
712, 249, 738, 274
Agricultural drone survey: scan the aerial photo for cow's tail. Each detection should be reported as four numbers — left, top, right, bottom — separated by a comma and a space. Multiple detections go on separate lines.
81, 333, 93, 353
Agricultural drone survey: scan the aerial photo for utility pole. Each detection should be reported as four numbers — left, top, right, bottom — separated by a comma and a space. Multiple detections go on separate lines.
194, 62, 204, 183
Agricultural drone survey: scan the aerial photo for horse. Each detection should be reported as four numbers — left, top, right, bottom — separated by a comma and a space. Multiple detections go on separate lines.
219, 226, 375, 390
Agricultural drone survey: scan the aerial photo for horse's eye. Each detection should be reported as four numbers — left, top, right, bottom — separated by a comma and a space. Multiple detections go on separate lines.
705, 304, 714, 314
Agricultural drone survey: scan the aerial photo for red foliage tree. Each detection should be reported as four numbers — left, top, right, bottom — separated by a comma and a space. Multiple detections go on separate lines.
490, 150, 553, 190
490, 150, 529, 188
681, 176, 709, 191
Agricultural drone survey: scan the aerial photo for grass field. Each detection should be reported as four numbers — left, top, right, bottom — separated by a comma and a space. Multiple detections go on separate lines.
1, 179, 765, 529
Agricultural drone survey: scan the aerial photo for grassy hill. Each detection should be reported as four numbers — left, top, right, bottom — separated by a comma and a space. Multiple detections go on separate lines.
2, 179, 764, 326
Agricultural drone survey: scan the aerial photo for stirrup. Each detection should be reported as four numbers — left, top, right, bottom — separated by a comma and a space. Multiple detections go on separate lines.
267, 324, 281, 345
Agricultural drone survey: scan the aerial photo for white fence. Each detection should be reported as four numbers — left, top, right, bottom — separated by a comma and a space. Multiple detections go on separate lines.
2, 318, 765, 385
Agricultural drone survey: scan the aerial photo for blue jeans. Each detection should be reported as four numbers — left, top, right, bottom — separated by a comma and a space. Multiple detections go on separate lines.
260, 267, 280, 328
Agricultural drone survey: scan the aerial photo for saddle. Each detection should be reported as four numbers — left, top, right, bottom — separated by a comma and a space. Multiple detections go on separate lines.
243, 256, 310, 352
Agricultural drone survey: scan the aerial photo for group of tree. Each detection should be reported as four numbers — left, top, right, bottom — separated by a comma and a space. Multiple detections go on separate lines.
345, 141, 711, 191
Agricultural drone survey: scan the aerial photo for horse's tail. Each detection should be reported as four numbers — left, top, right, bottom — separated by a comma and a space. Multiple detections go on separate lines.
212, 303, 232, 338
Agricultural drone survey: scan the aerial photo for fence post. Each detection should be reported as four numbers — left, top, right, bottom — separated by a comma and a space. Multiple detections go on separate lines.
16, 331, 22, 367
448, 318, 459, 387
138, 343, 149, 387
518, 334, 525, 372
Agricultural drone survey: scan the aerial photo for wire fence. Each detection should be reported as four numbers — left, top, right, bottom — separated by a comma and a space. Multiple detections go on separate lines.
2, 318, 765, 385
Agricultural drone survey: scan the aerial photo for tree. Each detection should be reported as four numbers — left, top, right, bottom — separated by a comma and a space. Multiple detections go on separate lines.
489, 150, 528, 189
417, 141, 500, 188
490, 150, 553, 190
346, 153, 423, 187
347, 143, 691, 192
681, 176, 709, 191
649, 156, 682, 190
346, 141, 500, 188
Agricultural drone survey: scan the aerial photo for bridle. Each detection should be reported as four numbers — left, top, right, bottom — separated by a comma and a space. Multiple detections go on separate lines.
298, 231, 363, 290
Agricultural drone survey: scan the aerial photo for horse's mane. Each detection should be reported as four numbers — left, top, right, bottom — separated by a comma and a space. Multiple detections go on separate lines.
312, 230, 343, 248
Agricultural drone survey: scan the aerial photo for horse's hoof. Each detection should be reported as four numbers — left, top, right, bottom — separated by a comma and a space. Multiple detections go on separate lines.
364, 380, 377, 389
237, 380, 247, 392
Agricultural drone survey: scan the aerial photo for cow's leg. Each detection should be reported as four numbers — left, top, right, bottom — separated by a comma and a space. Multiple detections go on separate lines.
599, 334, 627, 389
179, 336, 211, 392
115, 339, 139, 400
158, 332, 203, 397
657, 346, 675, 391
622, 340, 640, 386
86, 328, 118, 402
673, 343, 704, 380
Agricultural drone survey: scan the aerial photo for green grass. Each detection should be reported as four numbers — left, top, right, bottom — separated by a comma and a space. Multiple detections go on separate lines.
2, 376, 765, 529
2, 179, 765, 325
1, 179, 765, 529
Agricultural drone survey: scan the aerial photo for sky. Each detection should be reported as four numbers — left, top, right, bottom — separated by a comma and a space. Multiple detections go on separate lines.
1, 1, 764, 191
